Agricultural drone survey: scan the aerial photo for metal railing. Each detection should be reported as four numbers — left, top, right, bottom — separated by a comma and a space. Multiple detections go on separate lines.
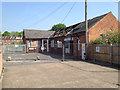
3, 44, 26, 54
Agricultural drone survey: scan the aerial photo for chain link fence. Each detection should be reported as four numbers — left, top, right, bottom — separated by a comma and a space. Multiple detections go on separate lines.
49, 42, 86, 61
3, 44, 26, 61
3, 44, 26, 54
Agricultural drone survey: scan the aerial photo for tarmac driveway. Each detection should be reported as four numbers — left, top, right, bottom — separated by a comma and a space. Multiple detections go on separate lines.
2, 53, 119, 88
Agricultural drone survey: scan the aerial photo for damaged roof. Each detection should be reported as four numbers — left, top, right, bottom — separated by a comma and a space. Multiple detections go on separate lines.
24, 29, 55, 39
51, 12, 109, 38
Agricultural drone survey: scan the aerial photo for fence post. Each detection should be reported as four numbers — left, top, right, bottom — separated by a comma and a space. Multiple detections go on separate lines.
62, 44, 65, 61
93, 44, 95, 62
86, 43, 88, 60
110, 44, 113, 64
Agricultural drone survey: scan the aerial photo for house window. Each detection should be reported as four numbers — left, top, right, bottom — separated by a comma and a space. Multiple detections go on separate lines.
78, 40, 80, 51
100, 34, 103, 40
65, 43, 70, 54
57, 41, 62, 48
51, 40, 54, 47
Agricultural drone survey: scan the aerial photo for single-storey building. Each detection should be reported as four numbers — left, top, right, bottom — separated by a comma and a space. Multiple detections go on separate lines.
23, 12, 119, 59
23, 29, 55, 53
49, 12, 119, 59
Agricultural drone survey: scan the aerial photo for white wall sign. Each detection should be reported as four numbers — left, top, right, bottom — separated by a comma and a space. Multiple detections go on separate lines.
96, 47, 100, 52
29, 47, 35, 50
64, 37, 73, 41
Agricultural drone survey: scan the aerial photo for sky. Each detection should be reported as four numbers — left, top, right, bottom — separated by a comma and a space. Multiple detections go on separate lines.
1, 1, 119, 33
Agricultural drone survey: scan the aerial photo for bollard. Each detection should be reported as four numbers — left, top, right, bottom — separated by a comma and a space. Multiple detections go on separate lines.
35, 56, 40, 61
8, 56, 11, 61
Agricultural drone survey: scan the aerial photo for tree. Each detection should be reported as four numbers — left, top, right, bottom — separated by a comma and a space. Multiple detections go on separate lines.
19, 40, 23, 44
18, 31, 23, 37
10, 31, 23, 37
0, 31, 1, 36
11, 32, 19, 36
91, 30, 120, 44
50, 23, 66, 31
2, 31, 11, 36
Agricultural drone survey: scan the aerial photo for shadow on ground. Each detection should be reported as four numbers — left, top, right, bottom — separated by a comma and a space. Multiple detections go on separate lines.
41, 52, 120, 70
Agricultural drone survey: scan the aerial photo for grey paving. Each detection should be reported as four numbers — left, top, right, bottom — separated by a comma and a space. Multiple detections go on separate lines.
2, 53, 119, 88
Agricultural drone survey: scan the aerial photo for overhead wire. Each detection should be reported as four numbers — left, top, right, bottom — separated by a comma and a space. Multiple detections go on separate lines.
3, 2, 59, 30
61, 2, 76, 23
24, 2, 67, 29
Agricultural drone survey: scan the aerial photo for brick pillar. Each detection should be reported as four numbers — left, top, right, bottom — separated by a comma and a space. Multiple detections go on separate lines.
73, 37, 78, 57
0, 46, 2, 76
26, 40, 29, 53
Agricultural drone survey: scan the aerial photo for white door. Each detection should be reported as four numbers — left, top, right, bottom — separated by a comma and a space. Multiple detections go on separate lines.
82, 43, 86, 60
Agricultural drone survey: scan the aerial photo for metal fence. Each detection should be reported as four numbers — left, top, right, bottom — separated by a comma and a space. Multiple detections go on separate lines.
3, 44, 26, 54
49, 43, 87, 61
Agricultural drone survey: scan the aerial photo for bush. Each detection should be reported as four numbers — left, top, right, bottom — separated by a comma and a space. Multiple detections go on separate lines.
91, 30, 120, 44
19, 40, 23, 44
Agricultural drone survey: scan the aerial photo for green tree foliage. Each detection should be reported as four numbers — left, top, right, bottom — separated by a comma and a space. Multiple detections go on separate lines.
11, 42, 15, 45
2, 31, 23, 37
19, 40, 23, 44
11, 31, 23, 37
18, 31, 23, 37
50, 23, 66, 31
2, 31, 11, 36
0, 31, 1, 36
91, 30, 120, 44
11, 32, 19, 36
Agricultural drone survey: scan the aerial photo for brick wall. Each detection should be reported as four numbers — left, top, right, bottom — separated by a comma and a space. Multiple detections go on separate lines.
73, 32, 86, 58
73, 37, 78, 57
49, 37, 64, 55
0, 46, 2, 76
2, 39, 22, 44
26, 40, 29, 53
88, 12, 119, 43
73, 13, 119, 59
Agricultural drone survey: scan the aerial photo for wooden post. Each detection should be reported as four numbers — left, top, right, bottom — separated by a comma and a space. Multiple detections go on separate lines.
85, 0, 88, 60
62, 44, 65, 61
93, 44, 96, 63
110, 44, 113, 64
85, 0, 88, 44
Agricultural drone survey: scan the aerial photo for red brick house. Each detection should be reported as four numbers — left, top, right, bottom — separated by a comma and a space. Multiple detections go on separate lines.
23, 29, 55, 53
49, 12, 119, 59
23, 12, 119, 59
1, 36, 23, 45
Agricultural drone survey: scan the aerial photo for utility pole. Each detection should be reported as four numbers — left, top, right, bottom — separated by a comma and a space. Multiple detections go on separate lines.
85, 0, 88, 60
85, 0, 88, 44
